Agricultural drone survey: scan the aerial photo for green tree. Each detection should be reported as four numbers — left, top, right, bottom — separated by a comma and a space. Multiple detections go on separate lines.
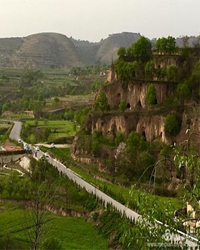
91, 80, 101, 92
117, 46, 126, 59
94, 92, 110, 112
126, 131, 147, 154
119, 99, 126, 112
146, 83, 157, 105
164, 114, 181, 137
156, 36, 176, 54
132, 36, 152, 63
115, 132, 125, 146
138, 151, 155, 181
167, 65, 178, 82
145, 61, 155, 80
176, 80, 191, 106
53, 97, 60, 106
2, 101, 11, 112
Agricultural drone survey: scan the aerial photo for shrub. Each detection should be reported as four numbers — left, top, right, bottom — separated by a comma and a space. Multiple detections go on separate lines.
119, 99, 126, 112
146, 83, 157, 105
164, 114, 181, 137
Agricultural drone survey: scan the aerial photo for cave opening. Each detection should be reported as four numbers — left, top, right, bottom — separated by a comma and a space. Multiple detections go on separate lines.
142, 131, 146, 141
126, 103, 131, 109
138, 100, 142, 107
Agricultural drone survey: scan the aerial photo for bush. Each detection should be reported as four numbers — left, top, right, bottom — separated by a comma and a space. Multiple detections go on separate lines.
164, 114, 181, 137
119, 99, 126, 112
146, 83, 157, 105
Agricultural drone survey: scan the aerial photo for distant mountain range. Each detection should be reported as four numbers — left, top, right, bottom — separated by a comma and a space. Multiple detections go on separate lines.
0, 32, 199, 68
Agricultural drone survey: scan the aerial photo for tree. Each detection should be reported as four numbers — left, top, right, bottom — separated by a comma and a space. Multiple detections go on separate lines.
192, 59, 200, 82
138, 151, 155, 181
156, 36, 176, 54
94, 92, 110, 112
53, 97, 60, 106
115, 132, 125, 146
119, 99, 126, 112
24, 158, 60, 250
126, 131, 147, 154
165, 36, 177, 54
145, 61, 156, 81
146, 83, 157, 105
132, 36, 152, 63
117, 46, 126, 59
164, 114, 181, 137
167, 65, 178, 82
176, 80, 191, 106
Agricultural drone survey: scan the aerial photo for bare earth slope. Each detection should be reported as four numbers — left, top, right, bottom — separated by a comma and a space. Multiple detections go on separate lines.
2, 33, 84, 68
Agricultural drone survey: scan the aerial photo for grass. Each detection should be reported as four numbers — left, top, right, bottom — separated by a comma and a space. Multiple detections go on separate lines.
47, 147, 182, 218
0, 203, 108, 249
1, 113, 33, 121
69, 164, 181, 209
0, 123, 10, 129
25, 119, 77, 139
47, 147, 71, 159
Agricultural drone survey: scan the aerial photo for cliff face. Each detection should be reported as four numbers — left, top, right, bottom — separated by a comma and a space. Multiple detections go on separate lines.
86, 112, 166, 142
72, 48, 200, 163
84, 72, 200, 149
103, 81, 168, 109
85, 108, 200, 148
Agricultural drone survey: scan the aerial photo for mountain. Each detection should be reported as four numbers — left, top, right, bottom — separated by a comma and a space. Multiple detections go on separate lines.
73, 32, 141, 65
0, 32, 199, 68
0, 33, 83, 68
0, 32, 141, 68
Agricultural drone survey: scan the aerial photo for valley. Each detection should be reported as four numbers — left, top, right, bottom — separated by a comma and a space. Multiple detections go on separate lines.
0, 34, 200, 248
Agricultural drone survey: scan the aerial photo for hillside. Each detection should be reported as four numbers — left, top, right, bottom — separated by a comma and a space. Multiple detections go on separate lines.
0, 32, 198, 68
16, 33, 85, 68
71, 38, 200, 193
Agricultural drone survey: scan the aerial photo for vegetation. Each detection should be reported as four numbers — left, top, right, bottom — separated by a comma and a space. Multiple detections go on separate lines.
118, 99, 126, 112
146, 83, 157, 105
0, 66, 105, 119
21, 119, 76, 144
94, 92, 110, 112
0, 157, 108, 249
1, 37, 200, 247
164, 114, 181, 137
155, 36, 177, 54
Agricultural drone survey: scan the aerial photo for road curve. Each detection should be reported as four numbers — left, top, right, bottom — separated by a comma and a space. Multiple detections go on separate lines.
9, 121, 199, 248
9, 121, 22, 141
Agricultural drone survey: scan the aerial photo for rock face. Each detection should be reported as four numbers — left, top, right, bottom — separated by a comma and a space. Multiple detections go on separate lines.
83, 54, 200, 149
86, 111, 167, 142
103, 81, 168, 109
84, 94, 200, 152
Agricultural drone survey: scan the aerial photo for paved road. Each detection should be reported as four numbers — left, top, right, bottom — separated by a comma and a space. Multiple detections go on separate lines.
9, 121, 22, 141
9, 121, 199, 248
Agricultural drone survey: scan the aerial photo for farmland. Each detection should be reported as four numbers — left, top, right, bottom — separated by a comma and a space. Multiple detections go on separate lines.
0, 202, 108, 249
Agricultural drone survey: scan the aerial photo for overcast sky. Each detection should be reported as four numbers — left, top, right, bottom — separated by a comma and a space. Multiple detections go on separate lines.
0, 0, 199, 42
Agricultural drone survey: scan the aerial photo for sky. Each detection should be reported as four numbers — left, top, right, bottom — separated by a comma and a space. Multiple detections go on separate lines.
0, 0, 199, 42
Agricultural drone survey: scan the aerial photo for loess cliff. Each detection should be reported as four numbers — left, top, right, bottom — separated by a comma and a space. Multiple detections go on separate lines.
72, 47, 200, 167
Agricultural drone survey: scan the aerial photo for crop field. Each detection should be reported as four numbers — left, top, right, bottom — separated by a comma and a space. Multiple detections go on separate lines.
0, 204, 108, 249
0, 122, 11, 129
45, 93, 95, 110
24, 119, 77, 141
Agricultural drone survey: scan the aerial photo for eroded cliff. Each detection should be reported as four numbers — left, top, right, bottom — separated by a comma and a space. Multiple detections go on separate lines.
72, 47, 200, 167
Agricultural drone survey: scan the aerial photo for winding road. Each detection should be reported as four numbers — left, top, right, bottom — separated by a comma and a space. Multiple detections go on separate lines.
9, 121, 199, 248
